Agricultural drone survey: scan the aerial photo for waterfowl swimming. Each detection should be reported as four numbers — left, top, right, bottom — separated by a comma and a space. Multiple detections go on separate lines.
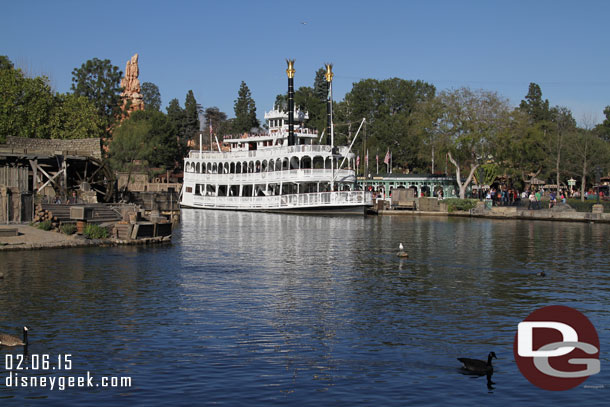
537, 271, 546, 277
396, 243, 408, 258
458, 351, 496, 374
0, 326, 28, 347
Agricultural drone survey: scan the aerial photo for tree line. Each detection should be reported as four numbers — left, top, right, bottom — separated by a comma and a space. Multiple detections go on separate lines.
2, 55, 609, 196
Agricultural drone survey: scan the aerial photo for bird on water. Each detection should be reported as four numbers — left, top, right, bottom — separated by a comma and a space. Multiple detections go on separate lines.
396, 243, 409, 258
457, 351, 497, 374
0, 326, 28, 347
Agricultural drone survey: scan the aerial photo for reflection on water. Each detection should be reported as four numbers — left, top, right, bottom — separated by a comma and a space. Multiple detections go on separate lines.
1, 210, 609, 406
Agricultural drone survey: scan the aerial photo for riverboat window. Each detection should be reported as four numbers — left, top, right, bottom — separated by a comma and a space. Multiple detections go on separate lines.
206, 184, 216, 195
301, 156, 312, 169
186, 186, 192, 193
229, 185, 239, 196
217, 185, 228, 197
248, 142, 257, 151
313, 156, 324, 169
242, 185, 252, 197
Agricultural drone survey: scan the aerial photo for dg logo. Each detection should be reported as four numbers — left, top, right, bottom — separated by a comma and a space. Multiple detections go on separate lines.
514, 305, 601, 391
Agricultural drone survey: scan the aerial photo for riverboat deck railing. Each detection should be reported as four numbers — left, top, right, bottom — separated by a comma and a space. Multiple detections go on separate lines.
187, 168, 355, 183
187, 144, 349, 161
190, 190, 373, 210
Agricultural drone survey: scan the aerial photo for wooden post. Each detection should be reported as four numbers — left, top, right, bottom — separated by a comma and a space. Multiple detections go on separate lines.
62, 156, 68, 201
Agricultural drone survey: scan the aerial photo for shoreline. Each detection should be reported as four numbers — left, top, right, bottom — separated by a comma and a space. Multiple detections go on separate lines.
0, 225, 171, 252
377, 207, 610, 223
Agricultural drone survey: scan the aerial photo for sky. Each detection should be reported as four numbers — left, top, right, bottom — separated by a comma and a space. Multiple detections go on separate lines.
3, 0, 609, 126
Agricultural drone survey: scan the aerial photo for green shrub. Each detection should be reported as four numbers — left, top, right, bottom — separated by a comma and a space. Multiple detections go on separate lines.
60, 223, 77, 235
567, 199, 610, 213
445, 198, 478, 212
37, 220, 53, 231
83, 224, 109, 239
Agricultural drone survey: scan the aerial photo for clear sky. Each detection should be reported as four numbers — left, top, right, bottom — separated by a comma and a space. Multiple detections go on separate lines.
3, 0, 609, 125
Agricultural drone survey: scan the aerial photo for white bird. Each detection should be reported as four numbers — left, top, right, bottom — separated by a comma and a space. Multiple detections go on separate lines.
397, 243, 408, 258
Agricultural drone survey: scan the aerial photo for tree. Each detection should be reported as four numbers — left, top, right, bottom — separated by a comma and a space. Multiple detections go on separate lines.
595, 106, 610, 142
141, 82, 161, 111
71, 58, 123, 132
233, 81, 259, 133
204, 106, 228, 144
0, 59, 54, 141
49, 93, 104, 139
547, 106, 576, 192
129, 110, 181, 169
166, 97, 186, 138
108, 118, 152, 172
519, 82, 551, 123
436, 88, 511, 198
343, 78, 436, 172
494, 109, 547, 188
0, 55, 14, 70
184, 90, 200, 142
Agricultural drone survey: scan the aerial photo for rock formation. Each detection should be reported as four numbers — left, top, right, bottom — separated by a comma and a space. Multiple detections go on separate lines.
120, 53, 145, 116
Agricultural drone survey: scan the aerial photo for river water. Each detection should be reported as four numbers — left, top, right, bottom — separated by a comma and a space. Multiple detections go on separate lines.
1, 210, 609, 406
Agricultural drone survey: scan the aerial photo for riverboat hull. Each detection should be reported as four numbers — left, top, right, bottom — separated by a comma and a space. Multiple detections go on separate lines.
180, 191, 373, 215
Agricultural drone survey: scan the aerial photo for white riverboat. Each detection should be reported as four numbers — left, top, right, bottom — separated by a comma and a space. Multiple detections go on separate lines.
180, 62, 373, 214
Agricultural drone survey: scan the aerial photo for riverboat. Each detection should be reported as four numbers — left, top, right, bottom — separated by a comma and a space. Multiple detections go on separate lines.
180, 61, 373, 214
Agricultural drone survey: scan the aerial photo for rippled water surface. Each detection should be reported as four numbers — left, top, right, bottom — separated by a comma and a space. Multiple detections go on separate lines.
1, 211, 609, 406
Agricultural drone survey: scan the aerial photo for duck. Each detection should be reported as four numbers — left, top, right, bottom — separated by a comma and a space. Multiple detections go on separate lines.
0, 326, 28, 347
537, 271, 546, 277
396, 243, 408, 258
457, 351, 496, 374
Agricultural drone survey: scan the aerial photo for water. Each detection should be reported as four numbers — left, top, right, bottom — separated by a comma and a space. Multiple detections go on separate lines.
1, 211, 609, 406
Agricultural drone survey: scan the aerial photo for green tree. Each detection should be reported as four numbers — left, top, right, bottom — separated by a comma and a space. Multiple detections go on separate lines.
233, 81, 259, 133
595, 106, 610, 142
519, 82, 551, 123
494, 109, 547, 188
0, 59, 54, 141
343, 78, 436, 172
204, 106, 228, 144
71, 58, 123, 132
141, 82, 161, 111
0, 55, 14, 70
184, 90, 200, 142
49, 93, 104, 139
126, 110, 180, 169
108, 118, 152, 172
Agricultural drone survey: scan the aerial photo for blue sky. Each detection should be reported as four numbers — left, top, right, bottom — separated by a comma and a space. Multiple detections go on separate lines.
3, 0, 609, 125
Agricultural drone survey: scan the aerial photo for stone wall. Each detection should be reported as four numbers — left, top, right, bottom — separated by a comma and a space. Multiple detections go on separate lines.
4, 137, 102, 159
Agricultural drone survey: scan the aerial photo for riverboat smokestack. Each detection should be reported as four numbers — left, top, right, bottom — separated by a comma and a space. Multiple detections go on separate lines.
325, 63, 334, 146
286, 59, 295, 146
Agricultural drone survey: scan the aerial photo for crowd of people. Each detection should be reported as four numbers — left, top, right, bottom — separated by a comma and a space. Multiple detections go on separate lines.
470, 186, 571, 210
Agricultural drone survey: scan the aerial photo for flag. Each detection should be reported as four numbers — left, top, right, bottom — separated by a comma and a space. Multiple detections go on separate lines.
365, 149, 368, 165
356, 155, 360, 168
384, 149, 390, 165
